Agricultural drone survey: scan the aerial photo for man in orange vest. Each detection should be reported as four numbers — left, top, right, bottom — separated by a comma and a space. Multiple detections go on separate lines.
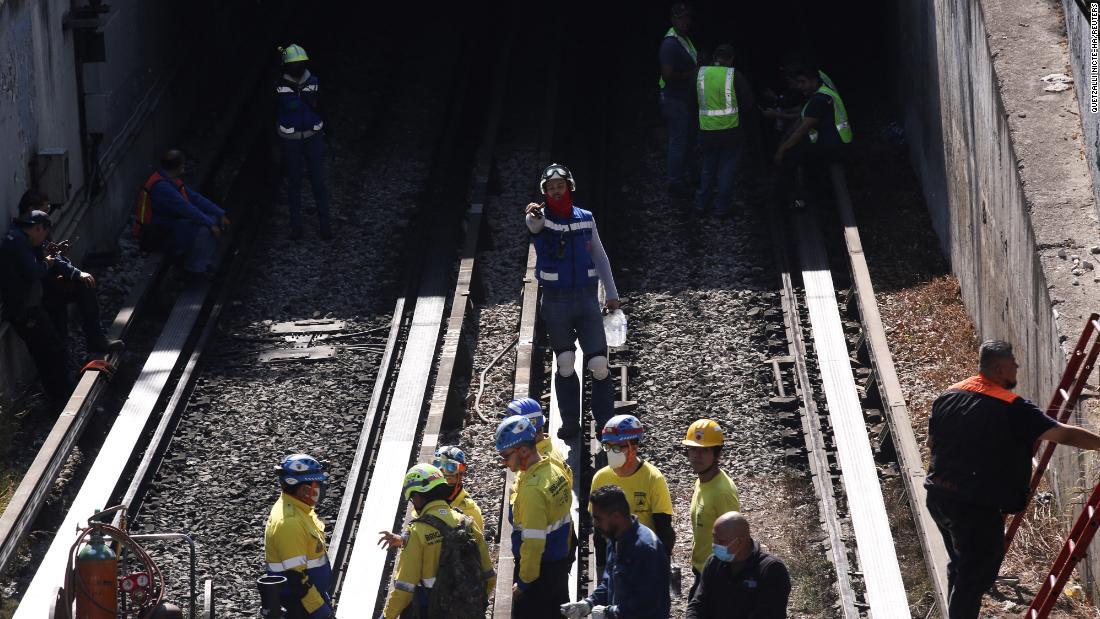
138, 149, 229, 275
926, 340, 1100, 617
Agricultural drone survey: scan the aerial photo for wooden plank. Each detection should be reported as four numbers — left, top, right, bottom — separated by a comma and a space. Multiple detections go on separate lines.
770, 214, 860, 618
15, 283, 211, 617
829, 164, 949, 616
494, 244, 540, 616
549, 343, 583, 602
794, 211, 910, 616
0, 254, 165, 576
334, 251, 449, 616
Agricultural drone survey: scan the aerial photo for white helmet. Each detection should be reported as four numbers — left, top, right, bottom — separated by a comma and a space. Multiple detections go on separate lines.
539, 163, 576, 194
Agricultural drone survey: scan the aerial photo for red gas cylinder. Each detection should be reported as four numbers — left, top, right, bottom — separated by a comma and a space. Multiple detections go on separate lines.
75, 531, 117, 619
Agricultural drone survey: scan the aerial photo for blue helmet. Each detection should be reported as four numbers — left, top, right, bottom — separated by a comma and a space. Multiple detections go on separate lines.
505, 397, 546, 432
274, 453, 328, 487
433, 445, 468, 476
601, 414, 644, 443
495, 415, 538, 452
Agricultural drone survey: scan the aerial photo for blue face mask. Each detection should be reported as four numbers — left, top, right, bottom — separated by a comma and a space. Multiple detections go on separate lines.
712, 542, 734, 562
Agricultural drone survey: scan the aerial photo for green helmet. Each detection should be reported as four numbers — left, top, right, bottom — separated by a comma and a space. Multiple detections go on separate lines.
280, 44, 309, 64
402, 463, 448, 501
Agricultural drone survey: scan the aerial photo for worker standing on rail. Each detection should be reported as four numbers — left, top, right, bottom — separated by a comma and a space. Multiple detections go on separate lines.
15, 190, 124, 356
524, 163, 620, 441
590, 415, 675, 570
658, 2, 699, 199
694, 44, 755, 216
926, 340, 1100, 618
507, 397, 571, 483
686, 511, 791, 618
769, 62, 852, 209
682, 419, 741, 599
0, 210, 80, 406
137, 149, 229, 276
264, 454, 334, 619
560, 485, 671, 619
382, 463, 495, 619
276, 43, 332, 241
496, 415, 574, 617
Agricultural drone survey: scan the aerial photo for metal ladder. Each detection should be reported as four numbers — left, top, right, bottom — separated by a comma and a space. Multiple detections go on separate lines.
1004, 313, 1100, 551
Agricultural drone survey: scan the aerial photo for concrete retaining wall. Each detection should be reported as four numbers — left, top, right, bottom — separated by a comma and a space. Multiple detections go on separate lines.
892, 0, 1100, 598
0, 0, 275, 402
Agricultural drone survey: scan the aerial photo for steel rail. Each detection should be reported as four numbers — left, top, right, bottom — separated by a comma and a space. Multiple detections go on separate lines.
829, 163, 950, 616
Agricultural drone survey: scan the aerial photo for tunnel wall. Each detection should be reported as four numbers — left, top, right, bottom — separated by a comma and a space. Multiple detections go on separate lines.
1063, 0, 1100, 217
893, 0, 1100, 597
0, 1, 277, 402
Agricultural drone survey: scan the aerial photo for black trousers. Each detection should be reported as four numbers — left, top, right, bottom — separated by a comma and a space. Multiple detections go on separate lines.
10, 307, 74, 405
513, 557, 571, 619
777, 139, 846, 206
926, 491, 1006, 619
42, 276, 105, 349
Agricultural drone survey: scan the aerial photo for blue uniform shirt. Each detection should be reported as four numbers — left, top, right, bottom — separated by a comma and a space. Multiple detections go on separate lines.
588, 517, 671, 619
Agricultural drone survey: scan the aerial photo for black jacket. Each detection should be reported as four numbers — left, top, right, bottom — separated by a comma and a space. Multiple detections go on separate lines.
0, 226, 79, 322
686, 540, 790, 619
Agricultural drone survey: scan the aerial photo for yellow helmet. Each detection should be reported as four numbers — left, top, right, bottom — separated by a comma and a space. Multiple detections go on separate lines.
682, 419, 724, 447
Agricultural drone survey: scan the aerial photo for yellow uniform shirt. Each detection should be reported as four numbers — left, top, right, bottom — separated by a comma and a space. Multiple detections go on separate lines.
383, 499, 496, 618
511, 458, 573, 588
263, 493, 332, 616
537, 435, 573, 486
589, 460, 673, 531
450, 487, 485, 536
690, 469, 741, 572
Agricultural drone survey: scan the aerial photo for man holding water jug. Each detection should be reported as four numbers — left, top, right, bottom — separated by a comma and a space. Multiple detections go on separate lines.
525, 163, 622, 439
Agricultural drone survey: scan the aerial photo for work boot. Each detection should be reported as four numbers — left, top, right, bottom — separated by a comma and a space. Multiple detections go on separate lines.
289, 227, 304, 241
319, 228, 333, 241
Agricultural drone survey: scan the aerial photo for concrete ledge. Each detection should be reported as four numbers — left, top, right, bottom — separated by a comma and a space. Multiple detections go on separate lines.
893, 0, 1100, 599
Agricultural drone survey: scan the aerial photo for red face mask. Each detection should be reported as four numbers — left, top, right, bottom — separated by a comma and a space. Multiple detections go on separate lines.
545, 188, 573, 218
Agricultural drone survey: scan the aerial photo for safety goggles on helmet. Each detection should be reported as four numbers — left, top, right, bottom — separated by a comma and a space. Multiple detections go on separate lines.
432, 455, 465, 475
539, 163, 576, 193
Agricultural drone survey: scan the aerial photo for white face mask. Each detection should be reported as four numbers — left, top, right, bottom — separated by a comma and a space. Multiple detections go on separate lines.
607, 449, 628, 470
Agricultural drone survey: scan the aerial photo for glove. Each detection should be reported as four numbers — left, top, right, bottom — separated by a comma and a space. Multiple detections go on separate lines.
559, 600, 592, 618
592, 606, 608, 619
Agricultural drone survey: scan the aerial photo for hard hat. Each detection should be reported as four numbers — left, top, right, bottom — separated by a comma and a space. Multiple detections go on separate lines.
505, 397, 546, 432
682, 419, 724, 448
539, 163, 576, 194
402, 463, 448, 501
433, 445, 468, 476
274, 453, 328, 486
280, 44, 309, 64
495, 415, 538, 452
601, 414, 644, 443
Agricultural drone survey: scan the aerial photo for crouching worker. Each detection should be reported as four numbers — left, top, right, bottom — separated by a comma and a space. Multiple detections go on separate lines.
135, 149, 230, 275
382, 463, 495, 619
560, 485, 670, 619
264, 454, 334, 619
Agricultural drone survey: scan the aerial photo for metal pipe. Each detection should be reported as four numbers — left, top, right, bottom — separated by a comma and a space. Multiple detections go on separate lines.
258, 575, 286, 618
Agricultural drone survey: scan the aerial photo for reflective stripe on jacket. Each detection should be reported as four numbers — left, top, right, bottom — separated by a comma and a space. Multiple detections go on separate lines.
696, 66, 740, 130
276, 71, 324, 137
533, 206, 599, 289
509, 458, 574, 589
264, 493, 333, 619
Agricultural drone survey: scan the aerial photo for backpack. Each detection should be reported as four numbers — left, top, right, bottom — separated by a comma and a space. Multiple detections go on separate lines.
413, 513, 489, 619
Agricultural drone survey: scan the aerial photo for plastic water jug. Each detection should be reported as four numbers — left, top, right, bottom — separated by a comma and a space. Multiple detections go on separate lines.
603, 309, 627, 347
